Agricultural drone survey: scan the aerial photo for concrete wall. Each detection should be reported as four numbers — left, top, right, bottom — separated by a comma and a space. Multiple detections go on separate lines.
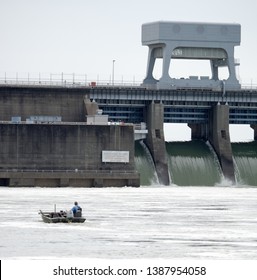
0, 86, 89, 122
0, 123, 135, 170
0, 86, 140, 187
0, 123, 139, 187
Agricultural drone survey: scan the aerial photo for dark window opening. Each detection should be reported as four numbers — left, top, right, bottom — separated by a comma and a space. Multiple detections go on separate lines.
0, 178, 10, 186
155, 129, 161, 139
221, 130, 227, 139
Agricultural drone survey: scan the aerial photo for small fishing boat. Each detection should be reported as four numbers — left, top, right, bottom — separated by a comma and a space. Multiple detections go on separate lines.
39, 209, 86, 223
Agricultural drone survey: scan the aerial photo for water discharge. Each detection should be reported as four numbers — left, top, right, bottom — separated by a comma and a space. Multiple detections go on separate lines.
135, 140, 158, 186
166, 141, 222, 186
135, 140, 257, 186
135, 140, 222, 186
232, 141, 257, 185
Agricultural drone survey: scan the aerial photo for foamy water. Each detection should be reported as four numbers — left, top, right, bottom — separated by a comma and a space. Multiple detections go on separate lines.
1, 186, 257, 259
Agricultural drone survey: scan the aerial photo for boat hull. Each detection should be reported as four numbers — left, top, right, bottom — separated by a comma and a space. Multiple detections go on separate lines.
39, 211, 86, 223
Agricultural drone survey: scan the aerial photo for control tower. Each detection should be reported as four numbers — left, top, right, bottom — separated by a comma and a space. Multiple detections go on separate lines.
142, 21, 241, 90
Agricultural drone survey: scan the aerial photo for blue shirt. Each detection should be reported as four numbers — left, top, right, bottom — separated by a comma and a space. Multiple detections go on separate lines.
72, 205, 81, 214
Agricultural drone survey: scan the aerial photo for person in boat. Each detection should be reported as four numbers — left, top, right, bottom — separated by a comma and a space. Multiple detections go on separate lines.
71, 201, 82, 215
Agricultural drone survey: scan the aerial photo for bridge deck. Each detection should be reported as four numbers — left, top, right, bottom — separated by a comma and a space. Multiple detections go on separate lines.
1, 84, 257, 124
89, 87, 257, 124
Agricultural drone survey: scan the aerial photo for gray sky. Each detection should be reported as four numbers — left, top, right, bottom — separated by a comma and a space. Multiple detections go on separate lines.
1, 0, 257, 85
1, 0, 256, 141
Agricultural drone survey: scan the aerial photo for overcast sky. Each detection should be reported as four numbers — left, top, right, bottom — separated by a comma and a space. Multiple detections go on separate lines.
1, 0, 257, 83
1, 0, 257, 140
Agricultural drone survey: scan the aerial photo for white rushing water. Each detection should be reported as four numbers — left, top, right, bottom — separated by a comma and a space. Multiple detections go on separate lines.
0, 186, 257, 260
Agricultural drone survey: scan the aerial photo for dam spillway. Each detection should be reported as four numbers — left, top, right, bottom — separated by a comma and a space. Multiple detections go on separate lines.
232, 142, 257, 186
135, 140, 223, 186
166, 141, 222, 186
134, 140, 158, 185
135, 140, 257, 186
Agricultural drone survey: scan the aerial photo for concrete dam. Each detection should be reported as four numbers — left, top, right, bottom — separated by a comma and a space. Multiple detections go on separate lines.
1, 84, 257, 187
1, 21, 257, 187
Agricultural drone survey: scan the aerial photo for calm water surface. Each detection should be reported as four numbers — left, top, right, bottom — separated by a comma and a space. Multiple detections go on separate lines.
0, 186, 257, 259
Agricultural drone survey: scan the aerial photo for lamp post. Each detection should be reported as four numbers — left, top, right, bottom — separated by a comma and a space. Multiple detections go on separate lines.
112, 59, 115, 86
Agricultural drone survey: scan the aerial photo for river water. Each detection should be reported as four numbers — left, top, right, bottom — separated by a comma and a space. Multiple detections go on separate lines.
1, 185, 257, 260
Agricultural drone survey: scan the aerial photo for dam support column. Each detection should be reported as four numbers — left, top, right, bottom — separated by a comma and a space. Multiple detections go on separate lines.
145, 102, 170, 185
250, 124, 257, 140
188, 123, 208, 140
208, 104, 235, 183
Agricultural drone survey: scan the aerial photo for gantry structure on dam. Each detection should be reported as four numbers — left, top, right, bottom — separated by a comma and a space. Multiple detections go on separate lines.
141, 21, 241, 90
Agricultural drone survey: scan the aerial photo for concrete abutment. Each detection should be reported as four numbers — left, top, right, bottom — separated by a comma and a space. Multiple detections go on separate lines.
0, 123, 140, 188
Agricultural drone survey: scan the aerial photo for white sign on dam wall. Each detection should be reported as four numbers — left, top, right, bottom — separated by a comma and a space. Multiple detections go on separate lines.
102, 151, 129, 163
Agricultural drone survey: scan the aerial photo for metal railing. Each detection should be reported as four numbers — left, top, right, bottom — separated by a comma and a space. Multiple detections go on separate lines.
0, 169, 138, 174
0, 72, 142, 88
0, 72, 256, 90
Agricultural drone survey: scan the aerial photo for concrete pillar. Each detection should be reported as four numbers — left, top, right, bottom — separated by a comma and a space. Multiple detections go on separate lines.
250, 124, 257, 140
84, 98, 99, 116
208, 104, 235, 183
159, 45, 172, 83
143, 46, 158, 85
210, 60, 219, 81
145, 102, 170, 185
226, 46, 237, 84
188, 123, 208, 140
